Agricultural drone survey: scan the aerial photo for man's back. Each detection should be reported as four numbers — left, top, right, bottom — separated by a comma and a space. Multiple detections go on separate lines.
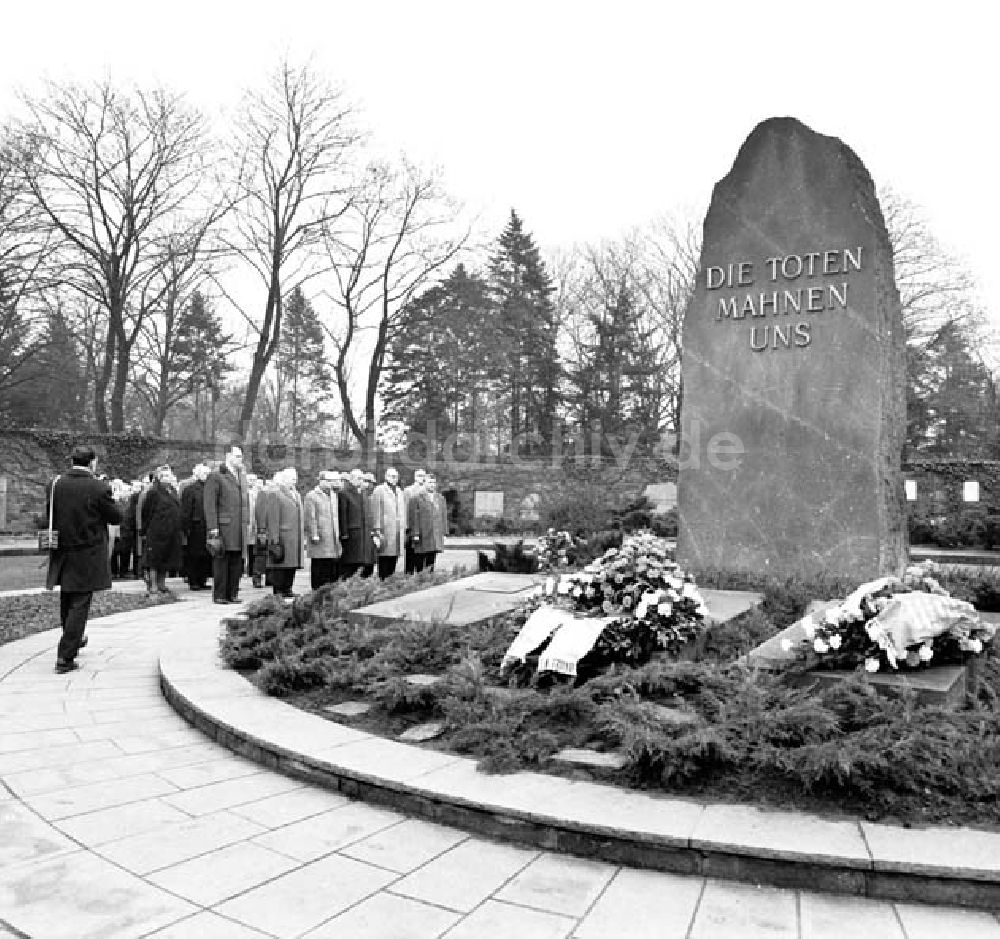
47, 467, 121, 592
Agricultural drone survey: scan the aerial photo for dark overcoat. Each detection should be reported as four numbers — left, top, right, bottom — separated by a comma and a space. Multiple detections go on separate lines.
408, 492, 447, 554
263, 485, 304, 570
142, 482, 183, 570
181, 479, 208, 550
46, 467, 122, 592
203, 465, 250, 551
337, 483, 366, 565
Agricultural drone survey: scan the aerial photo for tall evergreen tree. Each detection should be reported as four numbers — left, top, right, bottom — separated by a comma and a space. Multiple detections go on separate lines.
567, 275, 661, 447
381, 264, 495, 445
907, 318, 998, 457
274, 286, 332, 439
488, 211, 559, 452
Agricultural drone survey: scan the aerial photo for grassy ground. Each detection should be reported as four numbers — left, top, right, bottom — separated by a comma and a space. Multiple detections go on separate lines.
0, 590, 178, 649
0, 554, 51, 591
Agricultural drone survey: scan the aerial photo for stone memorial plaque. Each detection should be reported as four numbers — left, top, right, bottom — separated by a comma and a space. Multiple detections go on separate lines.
678, 117, 907, 581
643, 482, 677, 514
474, 490, 504, 518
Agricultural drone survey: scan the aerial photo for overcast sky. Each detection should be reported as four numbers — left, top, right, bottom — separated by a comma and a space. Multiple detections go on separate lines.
4, 0, 997, 339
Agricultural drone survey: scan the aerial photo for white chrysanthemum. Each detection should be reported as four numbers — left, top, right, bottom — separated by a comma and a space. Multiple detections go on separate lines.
780, 638, 794, 652
919, 644, 934, 662
557, 581, 571, 595
657, 602, 672, 616
970, 638, 984, 654
813, 638, 829, 654
864, 658, 880, 673
828, 634, 842, 650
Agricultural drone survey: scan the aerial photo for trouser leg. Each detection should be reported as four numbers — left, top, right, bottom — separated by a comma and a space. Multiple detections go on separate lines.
377, 555, 397, 578
212, 554, 228, 601
226, 551, 243, 601
57, 591, 92, 663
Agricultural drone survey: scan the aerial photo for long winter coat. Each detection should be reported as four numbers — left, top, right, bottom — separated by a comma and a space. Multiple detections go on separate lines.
203, 465, 250, 552
263, 484, 304, 570
181, 479, 208, 560
408, 491, 448, 555
46, 467, 122, 593
303, 487, 341, 559
370, 482, 407, 557
142, 482, 183, 570
337, 483, 366, 565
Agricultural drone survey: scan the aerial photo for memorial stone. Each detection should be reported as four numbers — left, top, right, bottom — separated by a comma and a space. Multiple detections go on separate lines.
678, 117, 907, 581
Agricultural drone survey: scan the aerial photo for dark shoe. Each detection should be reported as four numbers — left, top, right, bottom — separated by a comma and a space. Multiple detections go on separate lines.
213, 598, 234, 605
55, 659, 79, 674
78, 636, 88, 649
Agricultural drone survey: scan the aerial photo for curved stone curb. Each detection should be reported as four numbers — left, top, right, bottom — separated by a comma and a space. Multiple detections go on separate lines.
159, 618, 1000, 911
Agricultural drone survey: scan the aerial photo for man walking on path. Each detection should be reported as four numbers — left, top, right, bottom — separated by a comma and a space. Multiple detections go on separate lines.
204, 447, 250, 605
46, 445, 122, 673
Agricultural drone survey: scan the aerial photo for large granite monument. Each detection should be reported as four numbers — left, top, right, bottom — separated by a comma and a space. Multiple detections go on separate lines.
677, 117, 907, 581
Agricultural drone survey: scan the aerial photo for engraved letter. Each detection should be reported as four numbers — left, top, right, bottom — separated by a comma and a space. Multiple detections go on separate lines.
807, 288, 824, 312
781, 255, 803, 279
823, 250, 840, 274
750, 327, 768, 351
794, 322, 812, 346
783, 289, 802, 314
828, 283, 848, 309
706, 266, 725, 289
765, 257, 780, 280
743, 295, 759, 318
804, 252, 821, 276
738, 262, 754, 286
772, 323, 791, 349
844, 246, 863, 272
717, 297, 739, 320
759, 292, 778, 315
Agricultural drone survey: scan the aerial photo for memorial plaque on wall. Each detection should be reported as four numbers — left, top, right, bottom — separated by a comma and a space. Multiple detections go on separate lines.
474, 490, 504, 518
677, 117, 907, 581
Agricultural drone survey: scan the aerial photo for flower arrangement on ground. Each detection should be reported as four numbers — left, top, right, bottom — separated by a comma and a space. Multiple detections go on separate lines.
503, 532, 711, 679
781, 560, 996, 673
535, 528, 578, 571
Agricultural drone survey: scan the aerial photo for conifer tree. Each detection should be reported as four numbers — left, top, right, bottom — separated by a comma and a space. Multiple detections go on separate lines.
488, 211, 559, 452
274, 285, 332, 439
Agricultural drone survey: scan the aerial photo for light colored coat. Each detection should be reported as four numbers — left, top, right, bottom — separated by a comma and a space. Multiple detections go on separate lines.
303, 486, 342, 559
263, 484, 304, 570
370, 482, 407, 557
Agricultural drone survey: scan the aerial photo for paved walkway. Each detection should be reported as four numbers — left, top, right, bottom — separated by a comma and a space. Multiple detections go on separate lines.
1, 585, 1000, 937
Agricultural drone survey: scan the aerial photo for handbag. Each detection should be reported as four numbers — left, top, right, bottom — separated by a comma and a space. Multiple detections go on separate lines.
267, 542, 285, 564
205, 533, 225, 558
38, 476, 61, 552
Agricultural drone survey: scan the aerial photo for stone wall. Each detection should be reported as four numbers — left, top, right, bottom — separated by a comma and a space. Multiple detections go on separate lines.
0, 428, 677, 533
2, 427, 983, 537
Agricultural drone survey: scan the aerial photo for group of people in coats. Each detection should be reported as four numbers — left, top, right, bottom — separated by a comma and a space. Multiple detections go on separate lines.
45, 444, 452, 671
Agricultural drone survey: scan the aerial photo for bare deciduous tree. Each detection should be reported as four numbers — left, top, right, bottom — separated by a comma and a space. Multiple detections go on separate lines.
321, 160, 467, 453
224, 61, 358, 437
15, 80, 210, 431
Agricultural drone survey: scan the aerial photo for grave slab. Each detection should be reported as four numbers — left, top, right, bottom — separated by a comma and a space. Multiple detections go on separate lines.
551, 749, 627, 772
398, 721, 445, 742
348, 572, 538, 627
744, 613, 982, 708
323, 701, 372, 718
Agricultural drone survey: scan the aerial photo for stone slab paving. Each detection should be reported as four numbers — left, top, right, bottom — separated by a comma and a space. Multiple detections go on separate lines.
0, 584, 996, 936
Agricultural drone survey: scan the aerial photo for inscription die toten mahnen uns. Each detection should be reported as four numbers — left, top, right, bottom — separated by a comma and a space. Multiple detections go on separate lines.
708, 246, 864, 351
